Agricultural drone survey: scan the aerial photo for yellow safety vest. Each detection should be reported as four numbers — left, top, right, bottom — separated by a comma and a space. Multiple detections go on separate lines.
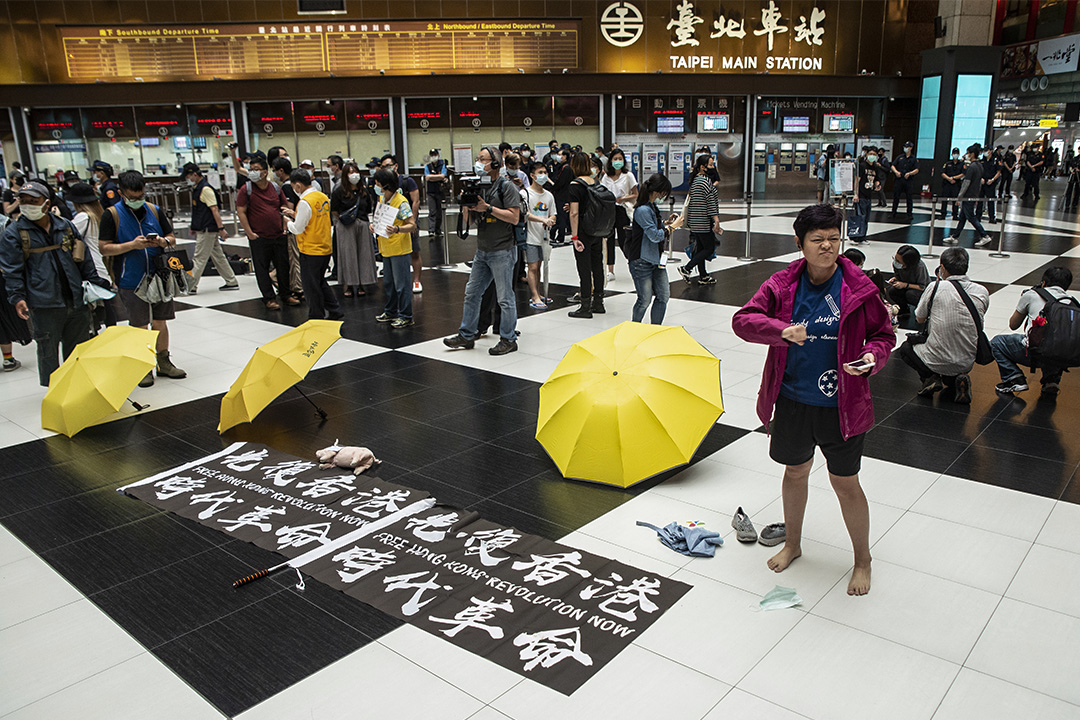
297, 189, 332, 255
374, 190, 412, 257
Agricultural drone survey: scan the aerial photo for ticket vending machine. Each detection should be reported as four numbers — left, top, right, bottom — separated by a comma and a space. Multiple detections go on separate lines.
794, 143, 809, 172
779, 143, 794, 171
642, 142, 667, 178
754, 142, 768, 196
668, 142, 693, 192
622, 143, 643, 184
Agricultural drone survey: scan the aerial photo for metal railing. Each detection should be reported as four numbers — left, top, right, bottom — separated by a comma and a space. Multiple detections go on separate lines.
925, 195, 1010, 260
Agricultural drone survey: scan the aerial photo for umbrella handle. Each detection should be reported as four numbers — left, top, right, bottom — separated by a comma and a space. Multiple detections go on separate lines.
129, 399, 149, 412
232, 562, 288, 589
293, 385, 327, 420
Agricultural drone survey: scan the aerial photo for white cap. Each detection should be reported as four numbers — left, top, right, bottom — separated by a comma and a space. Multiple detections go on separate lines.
300, 159, 314, 168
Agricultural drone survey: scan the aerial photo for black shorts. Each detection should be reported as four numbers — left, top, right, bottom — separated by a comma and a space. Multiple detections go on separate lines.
118, 288, 175, 327
769, 393, 865, 476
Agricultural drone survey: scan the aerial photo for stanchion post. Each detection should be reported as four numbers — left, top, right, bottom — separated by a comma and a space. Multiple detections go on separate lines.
924, 195, 939, 259
989, 196, 1010, 258
665, 196, 681, 265
738, 192, 755, 262
437, 203, 453, 269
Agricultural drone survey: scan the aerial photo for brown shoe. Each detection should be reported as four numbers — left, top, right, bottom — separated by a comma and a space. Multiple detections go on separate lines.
285, 295, 301, 306
265, 299, 281, 310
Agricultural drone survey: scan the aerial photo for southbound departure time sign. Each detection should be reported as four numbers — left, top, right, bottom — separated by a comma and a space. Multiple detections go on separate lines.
59, 21, 579, 82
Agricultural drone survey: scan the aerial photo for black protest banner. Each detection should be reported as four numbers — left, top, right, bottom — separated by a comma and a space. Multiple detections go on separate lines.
120, 442, 691, 695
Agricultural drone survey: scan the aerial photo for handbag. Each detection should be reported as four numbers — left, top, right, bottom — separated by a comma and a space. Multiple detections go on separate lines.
154, 246, 193, 273
951, 279, 994, 365
339, 195, 361, 226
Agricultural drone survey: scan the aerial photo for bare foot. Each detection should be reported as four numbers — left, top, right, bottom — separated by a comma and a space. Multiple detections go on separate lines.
767, 545, 802, 573
848, 563, 872, 596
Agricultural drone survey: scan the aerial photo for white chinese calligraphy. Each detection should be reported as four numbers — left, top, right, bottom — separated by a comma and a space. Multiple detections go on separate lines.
221, 448, 269, 472
667, 0, 703, 47
341, 487, 411, 518
514, 627, 594, 671
154, 475, 205, 500
429, 596, 514, 639
295, 474, 357, 499
458, 527, 521, 567
188, 490, 243, 519
332, 547, 398, 583
275, 522, 333, 550
406, 512, 459, 543
579, 573, 661, 622
710, 13, 746, 39
217, 505, 287, 532
793, 7, 825, 47
512, 551, 591, 586
754, 0, 788, 51
261, 460, 316, 487
383, 571, 453, 616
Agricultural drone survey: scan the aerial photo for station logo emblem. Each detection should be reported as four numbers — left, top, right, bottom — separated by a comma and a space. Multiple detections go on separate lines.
600, 2, 644, 48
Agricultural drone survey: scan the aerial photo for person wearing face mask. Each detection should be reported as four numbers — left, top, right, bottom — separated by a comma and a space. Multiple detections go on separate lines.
181, 163, 238, 295
885, 244, 930, 324
0, 180, 105, 386
851, 148, 882, 244
626, 173, 674, 324
272, 156, 305, 302
566, 152, 616, 317
542, 140, 560, 170
523, 162, 556, 309
423, 149, 448, 243
889, 141, 918, 219
601, 149, 637, 284
518, 144, 533, 165
938, 148, 965, 221
443, 147, 522, 354
679, 154, 723, 283
1000, 145, 1017, 198
974, 146, 1001, 225
549, 147, 574, 247
331, 161, 376, 298
91, 160, 120, 209
282, 169, 343, 322
368, 168, 417, 328
379, 154, 423, 294
237, 156, 297, 310
947, 144, 994, 247
98, 170, 186, 386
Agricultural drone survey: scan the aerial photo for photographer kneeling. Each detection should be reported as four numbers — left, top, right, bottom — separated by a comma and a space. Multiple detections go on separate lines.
443, 147, 522, 356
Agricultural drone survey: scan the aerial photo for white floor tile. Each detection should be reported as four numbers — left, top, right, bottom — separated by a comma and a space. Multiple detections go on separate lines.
2, 652, 225, 720
685, 537, 853, 609
871, 511, 1031, 594
236, 642, 484, 720
635, 569, 806, 686
0, 599, 145, 716
651, 461, 782, 519
739, 615, 959, 720
0, 555, 84, 631
491, 644, 730, 720
809, 457, 939, 510
556, 531, 685, 578
377, 624, 522, 705
909, 474, 1054, 541
967, 598, 1080, 706
810, 560, 999, 664
466, 707, 515, 720
755, 486, 905, 553
0, 420, 40, 450
702, 689, 810, 720
0, 525, 32, 569
932, 668, 1080, 720
1005, 543, 1080, 619
1037, 502, 1080, 555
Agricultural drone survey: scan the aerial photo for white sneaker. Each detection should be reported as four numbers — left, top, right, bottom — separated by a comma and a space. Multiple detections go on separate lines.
413, 281, 423, 293
975, 235, 993, 247
605, 271, 615, 283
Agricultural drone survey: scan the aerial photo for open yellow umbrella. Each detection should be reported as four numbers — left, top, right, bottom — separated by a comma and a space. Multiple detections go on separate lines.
41, 326, 159, 437
536, 321, 723, 488
218, 319, 343, 433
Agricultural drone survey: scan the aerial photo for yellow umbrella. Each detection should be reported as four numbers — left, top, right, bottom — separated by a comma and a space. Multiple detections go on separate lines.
41, 326, 159, 437
536, 321, 723, 488
218, 319, 343, 433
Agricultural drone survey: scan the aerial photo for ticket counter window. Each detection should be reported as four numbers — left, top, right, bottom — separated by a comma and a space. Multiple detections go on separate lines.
404, 98, 451, 171
345, 100, 392, 170
295, 101, 348, 172
29, 109, 88, 179
188, 104, 233, 171
554, 96, 601, 156
82, 107, 139, 179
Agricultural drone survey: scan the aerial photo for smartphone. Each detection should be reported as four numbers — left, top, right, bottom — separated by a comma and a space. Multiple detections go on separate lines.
146, 233, 159, 242
845, 360, 875, 371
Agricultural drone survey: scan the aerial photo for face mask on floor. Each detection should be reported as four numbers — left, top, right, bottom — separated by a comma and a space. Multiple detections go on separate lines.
759, 585, 802, 611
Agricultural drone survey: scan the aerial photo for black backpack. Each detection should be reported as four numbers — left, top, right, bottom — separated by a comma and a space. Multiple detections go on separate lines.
1028, 288, 1080, 368
575, 178, 616, 238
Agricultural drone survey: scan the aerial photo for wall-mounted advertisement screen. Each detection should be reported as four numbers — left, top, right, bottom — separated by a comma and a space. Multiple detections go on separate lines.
782, 116, 810, 132
824, 114, 853, 132
697, 113, 730, 133
657, 116, 686, 133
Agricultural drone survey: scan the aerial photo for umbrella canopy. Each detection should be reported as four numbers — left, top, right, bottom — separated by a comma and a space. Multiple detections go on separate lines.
41, 326, 159, 437
218, 319, 343, 433
536, 322, 723, 487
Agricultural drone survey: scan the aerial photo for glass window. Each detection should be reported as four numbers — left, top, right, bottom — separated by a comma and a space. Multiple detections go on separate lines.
950, 75, 992, 153
294, 100, 348, 179
247, 102, 296, 159
917, 76, 941, 159
187, 104, 234, 171
82, 107, 139, 179
135, 105, 190, 176
554, 96, 601, 154
345, 99, 392, 171
404, 97, 451, 172
450, 97, 504, 164
29, 108, 87, 179
502, 96, 554, 153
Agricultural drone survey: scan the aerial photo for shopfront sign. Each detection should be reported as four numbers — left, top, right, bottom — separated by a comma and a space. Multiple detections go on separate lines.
599, 1, 841, 74
1001, 32, 1079, 78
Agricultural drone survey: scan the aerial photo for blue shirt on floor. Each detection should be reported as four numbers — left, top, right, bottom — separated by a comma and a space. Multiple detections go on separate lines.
781, 267, 842, 407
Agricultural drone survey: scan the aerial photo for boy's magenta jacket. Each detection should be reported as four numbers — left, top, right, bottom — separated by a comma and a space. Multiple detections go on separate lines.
732, 256, 896, 440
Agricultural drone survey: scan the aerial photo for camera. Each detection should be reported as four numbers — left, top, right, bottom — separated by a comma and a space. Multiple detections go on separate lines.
455, 175, 483, 207
226, 142, 238, 150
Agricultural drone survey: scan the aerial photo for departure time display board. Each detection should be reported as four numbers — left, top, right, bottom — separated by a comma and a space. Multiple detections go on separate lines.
59, 21, 579, 82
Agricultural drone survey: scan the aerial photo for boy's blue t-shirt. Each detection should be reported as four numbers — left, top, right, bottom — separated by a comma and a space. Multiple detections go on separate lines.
780, 268, 843, 407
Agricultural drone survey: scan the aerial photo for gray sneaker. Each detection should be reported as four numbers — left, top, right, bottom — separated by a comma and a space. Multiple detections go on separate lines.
758, 523, 786, 547
731, 507, 757, 543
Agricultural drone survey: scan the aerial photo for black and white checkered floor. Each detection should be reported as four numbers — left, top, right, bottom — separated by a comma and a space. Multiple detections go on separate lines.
1, 190, 1079, 719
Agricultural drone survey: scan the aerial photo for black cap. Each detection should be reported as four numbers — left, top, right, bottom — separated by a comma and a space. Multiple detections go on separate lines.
63, 170, 80, 181
66, 182, 98, 205
429, 148, 440, 156
904, 141, 914, 147
181, 162, 201, 176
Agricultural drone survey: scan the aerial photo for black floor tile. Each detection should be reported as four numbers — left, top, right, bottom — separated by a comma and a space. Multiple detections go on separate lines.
861, 425, 970, 474
420, 442, 552, 499
498, 426, 549, 462
487, 467, 635, 530
469, 496, 577, 542
40, 513, 221, 596
973, 419, 1080, 466
427, 401, 539, 442
367, 424, 479, 471
944, 445, 1076, 499
152, 588, 375, 717
0, 459, 119, 518
877, 402, 995, 444
372, 385, 487, 421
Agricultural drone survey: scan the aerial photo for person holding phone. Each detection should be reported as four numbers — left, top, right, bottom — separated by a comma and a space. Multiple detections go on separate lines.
732, 204, 895, 596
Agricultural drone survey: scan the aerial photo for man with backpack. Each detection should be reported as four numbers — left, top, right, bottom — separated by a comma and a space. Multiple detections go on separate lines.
442, 147, 522, 356
182, 163, 239, 295
991, 266, 1076, 397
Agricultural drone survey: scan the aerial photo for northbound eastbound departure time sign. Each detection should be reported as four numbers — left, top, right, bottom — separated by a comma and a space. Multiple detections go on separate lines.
59, 21, 580, 82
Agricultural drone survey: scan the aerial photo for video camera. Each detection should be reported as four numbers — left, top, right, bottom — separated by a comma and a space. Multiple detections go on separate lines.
456, 175, 484, 207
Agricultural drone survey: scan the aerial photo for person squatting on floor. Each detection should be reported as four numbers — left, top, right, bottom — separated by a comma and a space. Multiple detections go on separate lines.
733, 203, 895, 596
